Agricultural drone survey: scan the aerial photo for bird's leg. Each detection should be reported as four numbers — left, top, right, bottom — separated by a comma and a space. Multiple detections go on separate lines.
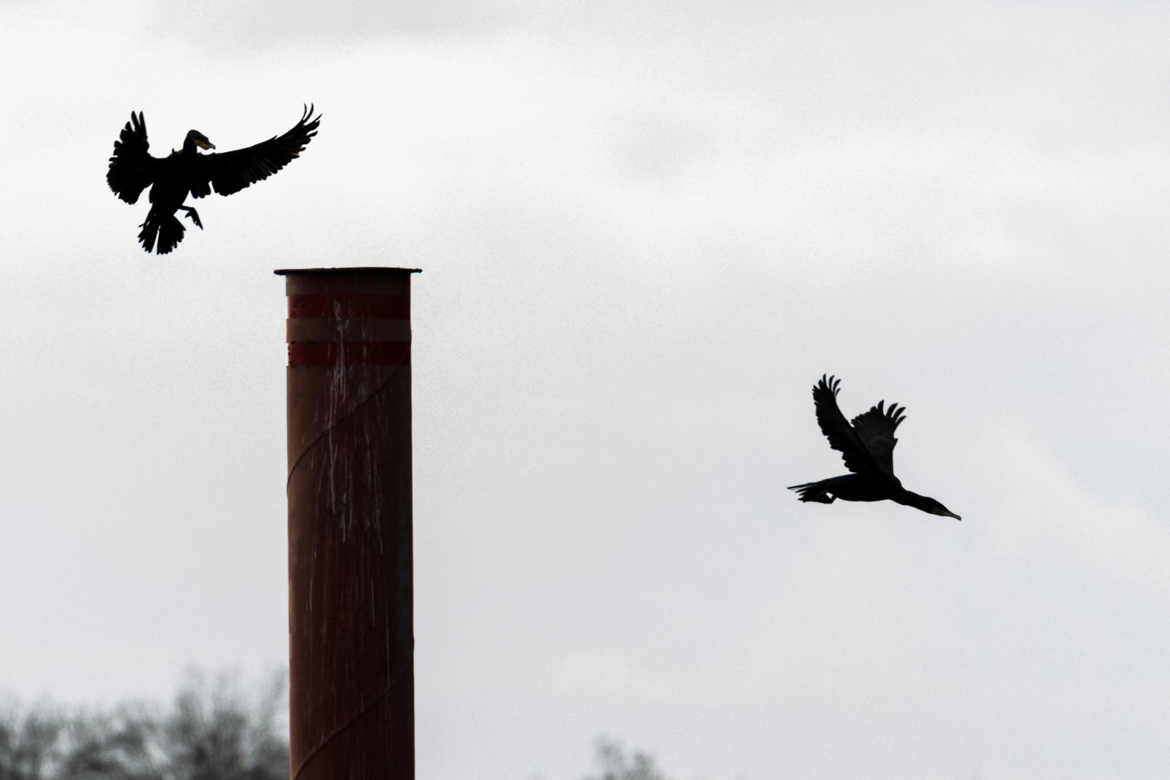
178, 205, 203, 229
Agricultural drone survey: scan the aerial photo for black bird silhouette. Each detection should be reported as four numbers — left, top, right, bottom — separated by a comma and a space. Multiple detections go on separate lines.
106, 105, 321, 254
789, 375, 961, 520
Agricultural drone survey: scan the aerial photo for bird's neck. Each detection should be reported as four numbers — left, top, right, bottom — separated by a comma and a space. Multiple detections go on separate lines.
891, 489, 931, 512
182, 138, 200, 154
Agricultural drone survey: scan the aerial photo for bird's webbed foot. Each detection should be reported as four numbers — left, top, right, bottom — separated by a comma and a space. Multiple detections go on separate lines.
179, 206, 204, 230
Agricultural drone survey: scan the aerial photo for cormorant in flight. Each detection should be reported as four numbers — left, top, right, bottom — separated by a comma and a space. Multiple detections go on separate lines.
106, 105, 321, 254
789, 375, 961, 520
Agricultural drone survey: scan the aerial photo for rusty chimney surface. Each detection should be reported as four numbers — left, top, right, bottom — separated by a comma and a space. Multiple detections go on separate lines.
280, 267, 420, 780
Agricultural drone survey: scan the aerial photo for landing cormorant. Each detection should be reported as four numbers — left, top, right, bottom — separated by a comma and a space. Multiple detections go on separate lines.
106, 105, 321, 254
789, 375, 961, 520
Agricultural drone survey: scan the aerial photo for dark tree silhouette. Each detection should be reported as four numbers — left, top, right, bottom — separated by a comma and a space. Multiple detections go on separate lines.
581, 737, 673, 780
161, 671, 286, 780
0, 702, 65, 780
57, 705, 159, 780
2, 680, 685, 780
0, 671, 287, 780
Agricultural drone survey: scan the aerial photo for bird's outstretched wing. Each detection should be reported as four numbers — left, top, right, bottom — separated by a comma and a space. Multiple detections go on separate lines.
107, 112, 157, 204
190, 105, 321, 199
812, 375, 885, 476
850, 399, 905, 475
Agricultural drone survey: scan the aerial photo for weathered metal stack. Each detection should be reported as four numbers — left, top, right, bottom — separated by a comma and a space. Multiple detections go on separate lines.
277, 267, 420, 780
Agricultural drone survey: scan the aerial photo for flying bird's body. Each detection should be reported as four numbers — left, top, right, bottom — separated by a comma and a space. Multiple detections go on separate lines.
789, 375, 961, 520
106, 106, 321, 254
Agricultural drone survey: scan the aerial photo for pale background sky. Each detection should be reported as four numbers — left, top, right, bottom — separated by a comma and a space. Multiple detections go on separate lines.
4, 1, 1170, 778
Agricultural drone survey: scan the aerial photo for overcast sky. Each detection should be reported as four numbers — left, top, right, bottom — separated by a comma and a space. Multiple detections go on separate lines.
4, 1, 1170, 778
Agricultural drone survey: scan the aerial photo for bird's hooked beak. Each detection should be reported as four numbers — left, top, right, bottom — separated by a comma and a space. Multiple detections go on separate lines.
940, 508, 962, 521
197, 137, 216, 150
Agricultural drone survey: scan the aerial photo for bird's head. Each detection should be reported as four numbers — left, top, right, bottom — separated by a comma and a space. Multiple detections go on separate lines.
897, 490, 962, 521
185, 130, 215, 151
921, 497, 961, 521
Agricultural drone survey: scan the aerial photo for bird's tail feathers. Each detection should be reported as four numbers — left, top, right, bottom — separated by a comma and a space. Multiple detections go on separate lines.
787, 480, 836, 504
138, 211, 185, 254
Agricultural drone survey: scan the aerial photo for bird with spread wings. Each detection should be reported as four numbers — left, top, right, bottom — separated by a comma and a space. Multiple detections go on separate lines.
107, 105, 321, 254
789, 375, 961, 520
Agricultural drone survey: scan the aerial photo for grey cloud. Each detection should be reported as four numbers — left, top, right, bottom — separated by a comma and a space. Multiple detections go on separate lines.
8, 2, 1170, 778
141, 0, 528, 53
